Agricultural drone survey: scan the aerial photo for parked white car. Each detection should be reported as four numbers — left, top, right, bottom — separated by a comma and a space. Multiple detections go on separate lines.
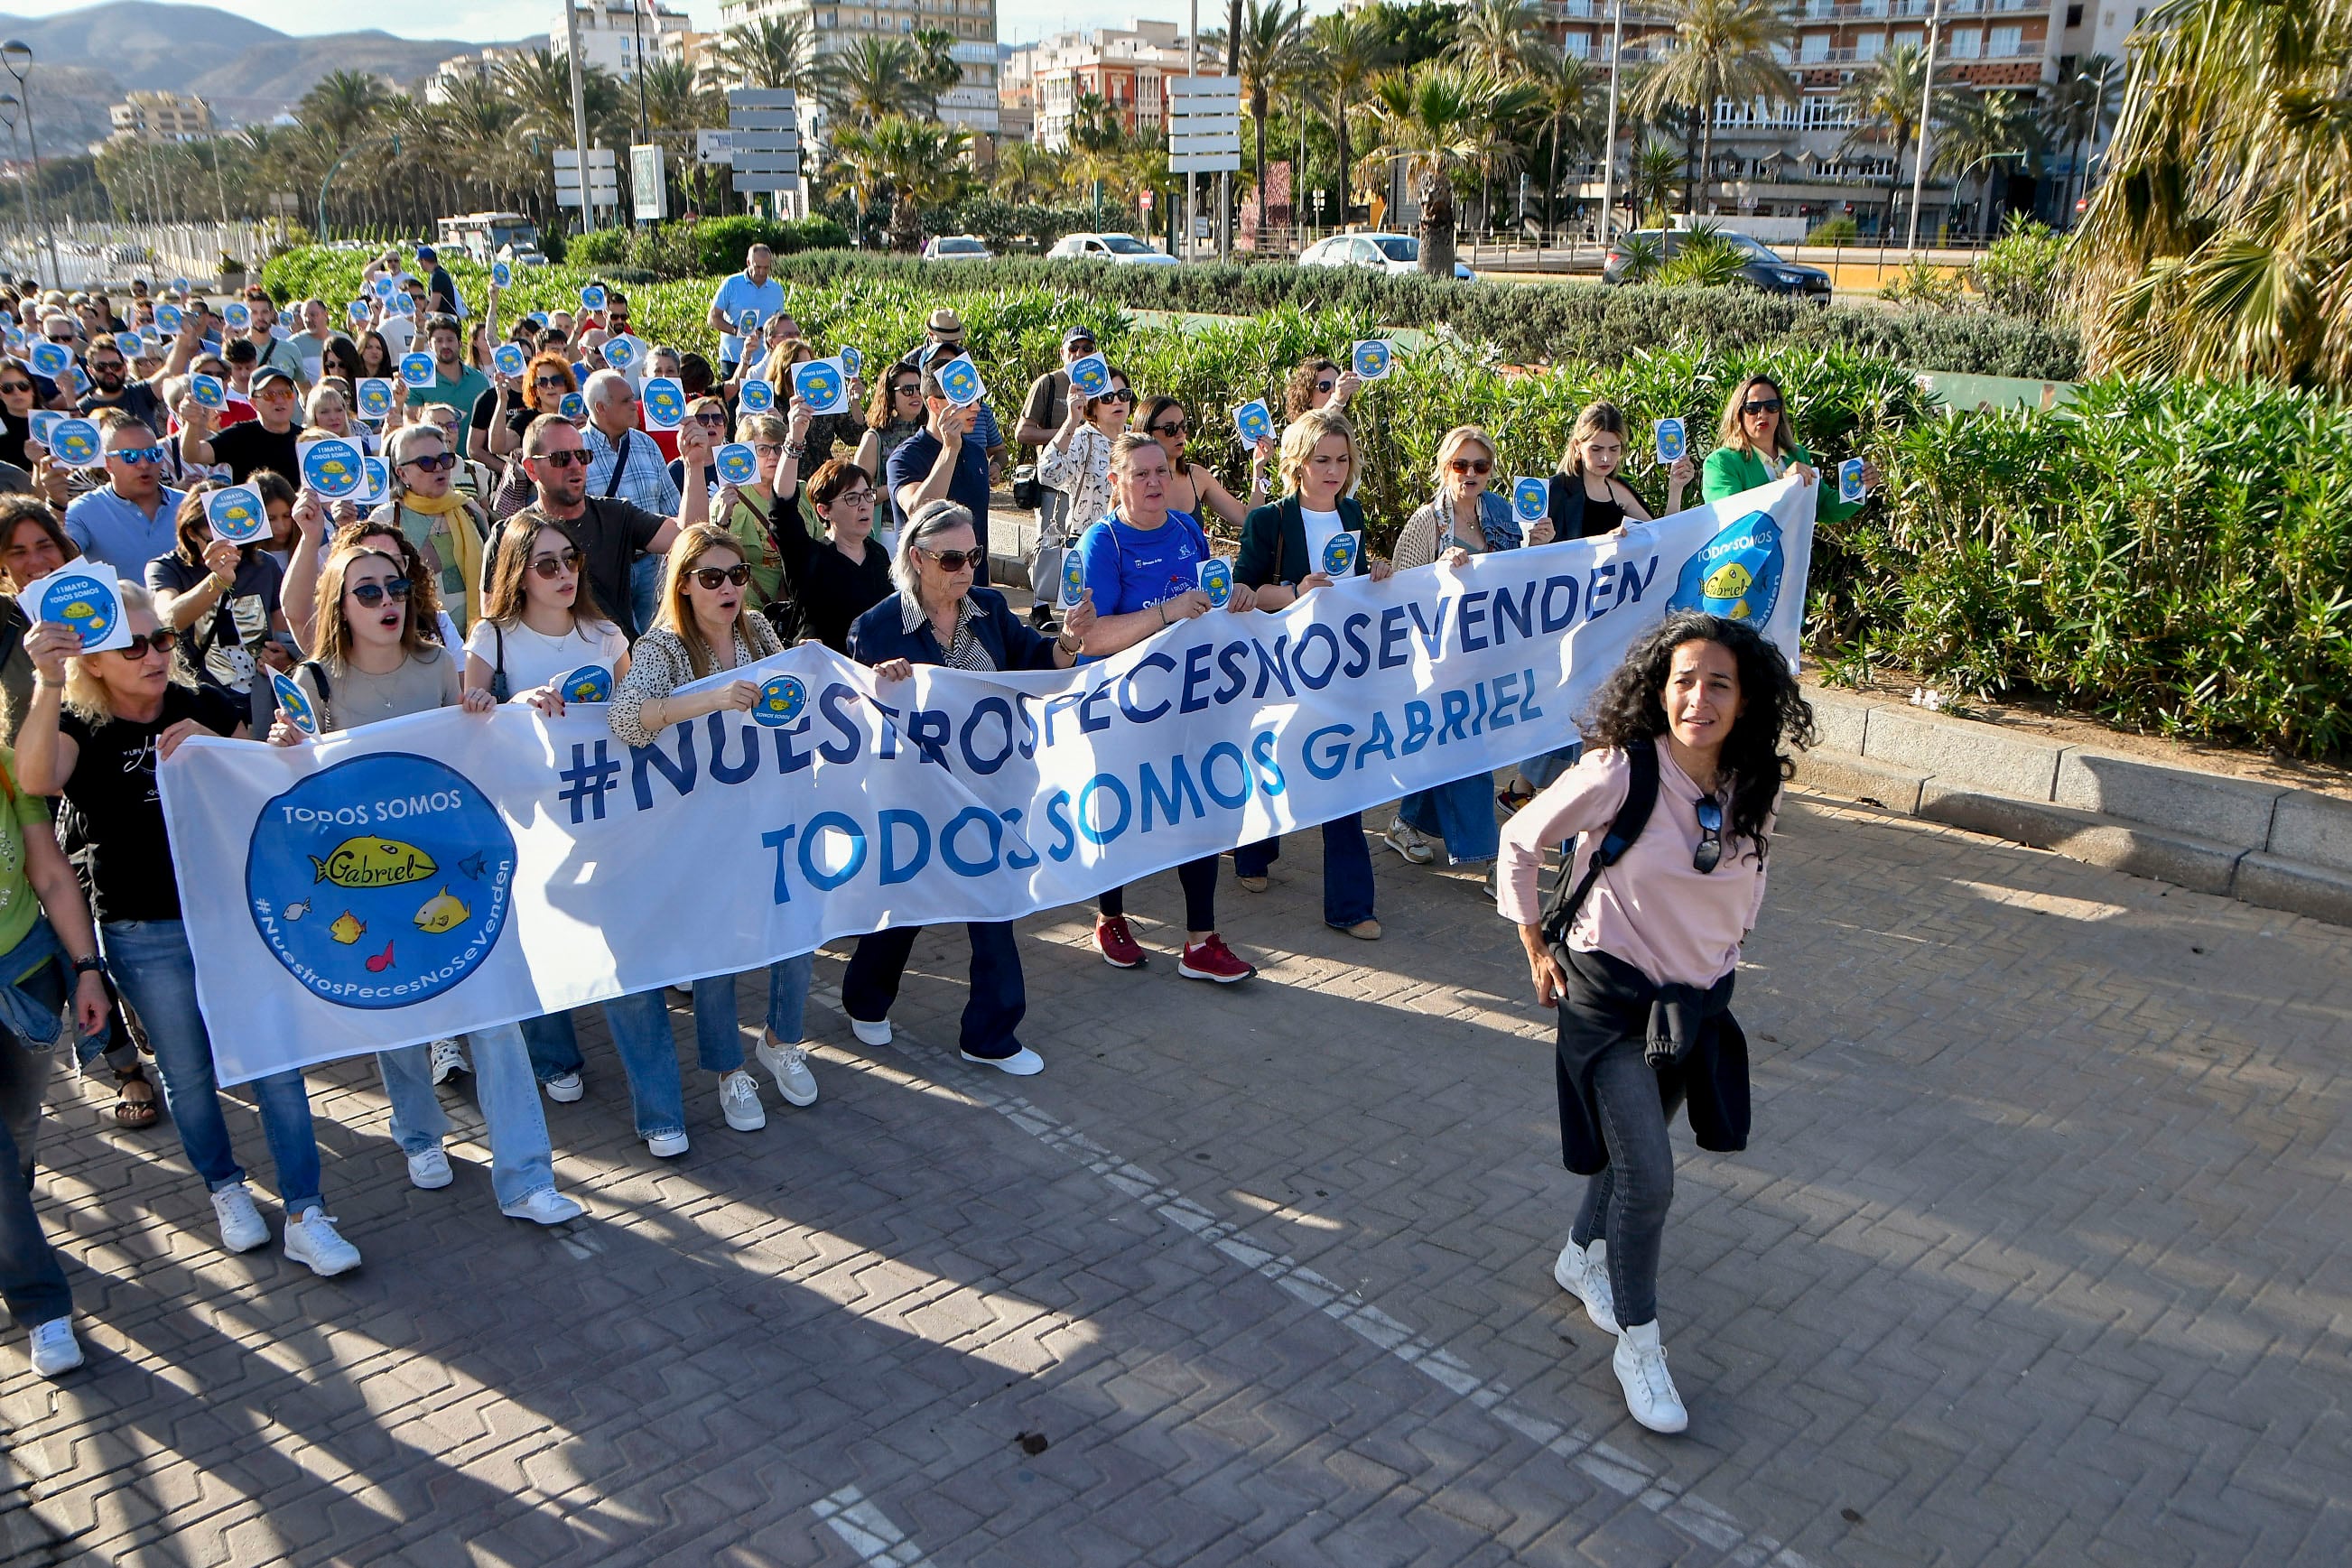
1298, 231, 1476, 282
1046, 232, 1180, 266
922, 235, 995, 262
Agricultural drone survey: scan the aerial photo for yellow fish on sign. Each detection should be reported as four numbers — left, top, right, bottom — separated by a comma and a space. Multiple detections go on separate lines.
1702, 561, 1753, 600
413, 887, 470, 933
311, 837, 438, 889
64, 599, 94, 618
329, 911, 366, 944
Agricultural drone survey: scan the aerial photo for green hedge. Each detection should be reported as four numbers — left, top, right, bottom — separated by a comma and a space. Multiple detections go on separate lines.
566, 215, 851, 274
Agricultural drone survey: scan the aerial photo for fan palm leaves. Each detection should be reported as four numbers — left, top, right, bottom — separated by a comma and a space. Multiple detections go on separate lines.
2044, 53, 2122, 216
1310, 8, 1393, 220
300, 70, 395, 144
1929, 89, 2044, 241
1836, 42, 1928, 236
1234, 0, 1308, 197
708, 16, 811, 93
1451, 0, 1546, 77
830, 115, 972, 252
1631, 0, 1797, 216
821, 36, 930, 130
1353, 62, 1540, 275
1524, 44, 1598, 234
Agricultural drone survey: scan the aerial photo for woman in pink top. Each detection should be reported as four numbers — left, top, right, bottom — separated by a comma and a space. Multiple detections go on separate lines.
1496, 611, 1816, 1436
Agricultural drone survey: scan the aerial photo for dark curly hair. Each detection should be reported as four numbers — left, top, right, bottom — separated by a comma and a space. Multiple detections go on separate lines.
1582, 611, 1817, 853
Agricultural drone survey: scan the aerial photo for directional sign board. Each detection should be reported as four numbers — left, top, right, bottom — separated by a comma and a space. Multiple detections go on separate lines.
1166, 75, 1241, 175
729, 88, 802, 194
553, 147, 619, 209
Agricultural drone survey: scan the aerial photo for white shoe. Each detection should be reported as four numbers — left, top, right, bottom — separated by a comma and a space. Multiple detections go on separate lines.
757, 1034, 818, 1106
284, 1208, 362, 1277
850, 1016, 892, 1047
1612, 1321, 1689, 1433
961, 1045, 1044, 1076
1384, 818, 1436, 865
428, 1038, 469, 1083
646, 1130, 690, 1158
1553, 1237, 1621, 1336
210, 1181, 269, 1253
28, 1316, 81, 1377
406, 1146, 454, 1190
719, 1069, 767, 1131
543, 1072, 584, 1103
501, 1188, 585, 1225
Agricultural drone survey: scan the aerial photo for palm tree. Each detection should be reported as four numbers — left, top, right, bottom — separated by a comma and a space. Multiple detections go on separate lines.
910, 26, 964, 105
2043, 52, 2121, 221
1631, 0, 1796, 217
1836, 42, 1928, 239
1353, 62, 1540, 275
1930, 89, 2044, 241
1523, 44, 1594, 237
1310, 9, 1391, 226
1452, 0, 1545, 77
498, 48, 626, 150
300, 70, 394, 144
1234, 0, 1307, 204
830, 115, 972, 251
708, 15, 811, 92
1632, 138, 1683, 228
991, 139, 1064, 204
821, 36, 928, 130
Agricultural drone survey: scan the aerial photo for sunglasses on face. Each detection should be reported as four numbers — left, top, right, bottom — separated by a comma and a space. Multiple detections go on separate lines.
348, 578, 412, 607
109, 445, 167, 466
892, 383, 920, 398
1448, 458, 1493, 476
113, 628, 177, 660
1102, 389, 1135, 404
536, 449, 591, 469
921, 546, 984, 572
690, 563, 752, 590
1742, 398, 1784, 416
1148, 419, 1187, 437
1314, 378, 1335, 394
0, 382, 30, 394
401, 450, 459, 473
1693, 799, 1724, 875
693, 412, 726, 428
534, 375, 568, 389
529, 548, 582, 579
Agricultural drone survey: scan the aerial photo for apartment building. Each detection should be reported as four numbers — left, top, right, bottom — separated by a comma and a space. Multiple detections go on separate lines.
1009, 22, 1215, 151
107, 92, 213, 145
551, 2, 695, 83
719, 0, 1002, 133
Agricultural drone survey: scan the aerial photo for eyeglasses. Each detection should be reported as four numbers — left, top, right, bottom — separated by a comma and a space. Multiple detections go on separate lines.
535, 449, 591, 469
690, 563, 752, 589
892, 383, 921, 398
1148, 419, 1187, 437
113, 629, 177, 660
0, 382, 31, 394
693, 412, 727, 428
348, 578, 412, 607
109, 445, 166, 466
920, 546, 984, 572
529, 548, 582, 579
1448, 458, 1493, 476
401, 450, 459, 473
828, 487, 875, 507
1741, 397, 1784, 416
1693, 799, 1724, 875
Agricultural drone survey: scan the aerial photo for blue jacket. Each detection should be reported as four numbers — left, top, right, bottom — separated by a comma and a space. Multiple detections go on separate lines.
846, 586, 1062, 672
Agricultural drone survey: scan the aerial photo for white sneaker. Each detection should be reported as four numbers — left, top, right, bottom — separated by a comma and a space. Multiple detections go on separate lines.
719, 1069, 766, 1131
428, 1038, 469, 1083
28, 1316, 81, 1378
406, 1146, 454, 1190
284, 1208, 362, 1277
543, 1072, 584, 1103
646, 1130, 690, 1158
501, 1188, 585, 1225
1384, 818, 1436, 865
210, 1181, 269, 1253
850, 1016, 892, 1047
1612, 1321, 1689, 1433
757, 1034, 818, 1107
1553, 1237, 1621, 1336
961, 1045, 1044, 1076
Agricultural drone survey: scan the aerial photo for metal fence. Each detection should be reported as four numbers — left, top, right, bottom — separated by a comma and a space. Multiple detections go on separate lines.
0, 219, 279, 292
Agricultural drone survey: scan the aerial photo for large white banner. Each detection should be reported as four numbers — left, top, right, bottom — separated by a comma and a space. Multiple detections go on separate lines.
160, 478, 1812, 1083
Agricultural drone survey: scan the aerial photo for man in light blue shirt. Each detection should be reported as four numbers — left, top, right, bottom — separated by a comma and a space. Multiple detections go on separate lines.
704, 244, 785, 379
63, 412, 185, 581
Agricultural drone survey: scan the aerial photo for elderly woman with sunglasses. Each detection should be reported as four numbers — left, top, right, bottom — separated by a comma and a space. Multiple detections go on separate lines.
1700, 373, 1875, 519
843, 499, 1095, 1076
604, 524, 819, 1144
371, 422, 489, 636
13, 586, 363, 1272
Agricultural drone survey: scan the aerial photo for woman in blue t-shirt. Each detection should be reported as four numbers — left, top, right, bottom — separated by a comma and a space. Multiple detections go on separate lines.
1074, 433, 1261, 983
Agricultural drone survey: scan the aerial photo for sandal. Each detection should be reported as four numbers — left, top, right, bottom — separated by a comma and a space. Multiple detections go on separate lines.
110, 1064, 159, 1129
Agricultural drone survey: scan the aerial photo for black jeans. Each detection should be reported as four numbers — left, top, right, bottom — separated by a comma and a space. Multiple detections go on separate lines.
0, 953, 70, 1329
1099, 855, 1219, 932
1568, 1035, 1683, 1330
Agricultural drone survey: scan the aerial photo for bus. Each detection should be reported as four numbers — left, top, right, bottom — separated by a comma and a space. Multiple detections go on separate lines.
435, 212, 545, 266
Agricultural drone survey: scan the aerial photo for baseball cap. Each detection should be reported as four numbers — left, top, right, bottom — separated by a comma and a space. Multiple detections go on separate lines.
415, 246, 438, 264
251, 365, 295, 391
1062, 326, 1096, 348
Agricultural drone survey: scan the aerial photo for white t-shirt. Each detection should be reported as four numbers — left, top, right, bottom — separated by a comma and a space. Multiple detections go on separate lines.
463, 617, 627, 699
1301, 506, 1348, 573
377, 315, 418, 359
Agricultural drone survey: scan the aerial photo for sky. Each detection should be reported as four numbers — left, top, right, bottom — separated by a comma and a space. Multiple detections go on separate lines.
0, 0, 1346, 51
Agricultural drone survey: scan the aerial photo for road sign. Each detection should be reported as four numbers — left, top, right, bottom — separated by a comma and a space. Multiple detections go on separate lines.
631, 144, 666, 222
728, 88, 802, 194
1166, 74, 1241, 176
696, 129, 733, 165
553, 147, 619, 209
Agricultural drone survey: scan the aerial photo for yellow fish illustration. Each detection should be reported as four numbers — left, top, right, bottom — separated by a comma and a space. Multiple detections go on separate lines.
412, 888, 470, 934
329, 911, 366, 944
1702, 561, 1753, 600
1728, 598, 1752, 620
63, 599, 94, 618
311, 837, 438, 888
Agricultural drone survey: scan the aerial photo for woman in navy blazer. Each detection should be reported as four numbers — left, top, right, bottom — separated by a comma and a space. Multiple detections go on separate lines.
841, 500, 1093, 1076
1231, 406, 1390, 939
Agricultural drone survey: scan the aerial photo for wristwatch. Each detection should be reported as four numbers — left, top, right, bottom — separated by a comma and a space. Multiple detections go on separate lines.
1055, 631, 1082, 654
70, 954, 104, 978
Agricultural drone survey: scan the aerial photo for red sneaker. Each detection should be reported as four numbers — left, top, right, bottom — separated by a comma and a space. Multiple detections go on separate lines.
1177, 934, 1257, 983
1094, 916, 1148, 969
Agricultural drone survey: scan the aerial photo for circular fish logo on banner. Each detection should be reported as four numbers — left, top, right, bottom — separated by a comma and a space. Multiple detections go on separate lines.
1511, 477, 1549, 526
114, 331, 142, 359
492, 260, 513, 290
49, 419, 100, 467
247, 753, 517, 1010
190, 374, 227, 410
492, 342, 526, 379
356, 378, 395, 419
301, 438, 365, 497
754, 675, 807, 728
388, 295, 414, 318
399, 352, 435, 387
558, 664, 612, 703
28, 341, 68, 377
1059, 551, 1086, 608
643, 380, 684, 427
793, 359, 841, 411
736, 308, 761, 335
1669, 509, 1784, 625
346, 299, 370, 324
1319, 531, 1359, 577
559, 391, 587, 421
224, 302, 251, 331
738, 379, 774, 413
1654, 418, 1687, 464
580, 283, 607, 311
1196, 556, 1232, 608
270, 671, 319, 737
155, 302, 184, 333
714, 442, 761, 486
372, 276, 397, 300
602, 335, 637, 372
359, 458, 389, 504
938, 357, 981, 404
1067, 355, 1111, 397
208, 485, 267, 543
1351, 339, 1392, 380
840, 345, 862, 377
37, 571, 116, 644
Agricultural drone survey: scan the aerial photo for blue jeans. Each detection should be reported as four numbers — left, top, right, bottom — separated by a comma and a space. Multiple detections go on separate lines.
629, 552, 664, 640
0, 1025, 68, 1329
1568, 1035, 1683, 1329
100, 920, 323, 1213
376, 1021, 553, 1209
1232, 813, 1377, 928
843, 923, 1024, 1059
1398, 771, 1502, 865
525, 956, 813, 1141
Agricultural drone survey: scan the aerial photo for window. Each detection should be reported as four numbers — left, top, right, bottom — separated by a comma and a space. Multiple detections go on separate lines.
2065, 3, 2083, 23
1856, 32, 1883, 59
1949, 27, 1980, 56
1564, 32, 1590, 58
1800, 33, 1828, 60
1988, 23, 2022, 53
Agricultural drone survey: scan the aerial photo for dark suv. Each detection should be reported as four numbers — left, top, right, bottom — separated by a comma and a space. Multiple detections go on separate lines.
1602, 228, 1833, 298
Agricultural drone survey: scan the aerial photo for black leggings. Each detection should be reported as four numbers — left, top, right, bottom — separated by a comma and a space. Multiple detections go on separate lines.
1099, 855, 1219, 932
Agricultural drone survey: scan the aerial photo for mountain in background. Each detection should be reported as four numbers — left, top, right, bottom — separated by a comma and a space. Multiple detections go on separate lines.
0, 3, 533, 147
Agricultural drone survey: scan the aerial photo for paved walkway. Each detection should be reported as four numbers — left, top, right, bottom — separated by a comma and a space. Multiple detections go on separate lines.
3, 791, 2346, 1566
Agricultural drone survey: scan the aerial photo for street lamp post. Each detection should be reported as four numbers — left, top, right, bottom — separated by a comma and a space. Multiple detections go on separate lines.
0, 95, 23, 277
1597, 0, 1626, 253
0, 43, 60, 289
1906, 0, 1944, 253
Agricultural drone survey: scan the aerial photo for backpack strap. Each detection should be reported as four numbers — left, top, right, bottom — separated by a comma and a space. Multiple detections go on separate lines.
1540, 737, 1660, 950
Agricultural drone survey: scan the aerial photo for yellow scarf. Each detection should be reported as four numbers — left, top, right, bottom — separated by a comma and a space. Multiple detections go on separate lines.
395, 490, 487, 632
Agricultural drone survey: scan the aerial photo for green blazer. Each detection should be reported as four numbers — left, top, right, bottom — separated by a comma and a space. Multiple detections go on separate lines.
1700, 441, 1863, 524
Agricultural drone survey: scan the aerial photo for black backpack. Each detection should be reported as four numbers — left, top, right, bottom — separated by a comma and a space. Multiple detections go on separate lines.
1540, 737, 1659, 951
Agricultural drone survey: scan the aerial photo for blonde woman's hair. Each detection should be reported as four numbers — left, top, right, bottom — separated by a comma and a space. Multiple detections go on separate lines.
735, 411, 788, 446
1429, 424, 1497, 499
1278, 406, 1362, 497
655, 524, 755, 680
1715, 374, 1791, 458
56, 581, 175, 727
313, 546, 430, 670
1558, 401, 1631, 476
